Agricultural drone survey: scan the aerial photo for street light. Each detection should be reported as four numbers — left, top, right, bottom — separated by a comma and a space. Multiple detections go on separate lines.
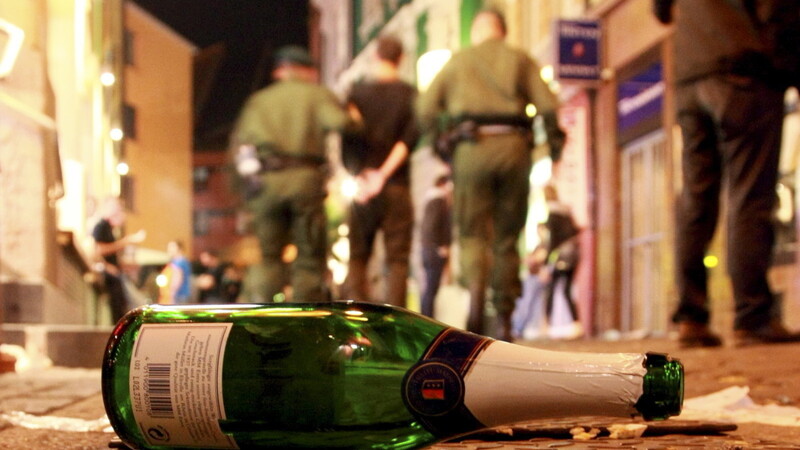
100, 71, 116, 86
116, 161, 129, 176
110, 128, 124, 141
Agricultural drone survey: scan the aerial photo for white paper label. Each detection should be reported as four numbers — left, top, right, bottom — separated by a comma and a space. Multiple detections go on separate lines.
464, 341, 646, 426
130, 323, 237, 449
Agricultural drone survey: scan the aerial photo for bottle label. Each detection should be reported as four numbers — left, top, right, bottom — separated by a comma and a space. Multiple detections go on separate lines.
402, 328, 491, 437
461, 340, 645, 427
402, 329, 647, 436
129, 323, 238, 449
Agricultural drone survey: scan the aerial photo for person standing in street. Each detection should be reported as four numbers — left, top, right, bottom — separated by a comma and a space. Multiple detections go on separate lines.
231, 45, 347, 303
511, 223, 550, 340
196, 250, 237, 303
417, 9, 564, 340
419, 173, 453, 318
654, 0, 800, 347
343, 35, 419, 307
92, 197, 146, 322
158, 240, 191, 304
541, 185, 582, 339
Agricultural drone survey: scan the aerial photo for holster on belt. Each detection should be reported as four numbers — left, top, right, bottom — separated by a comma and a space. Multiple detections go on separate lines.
434, 114, 533, 162
260, 152, 327, 171
241, 144, 327, 200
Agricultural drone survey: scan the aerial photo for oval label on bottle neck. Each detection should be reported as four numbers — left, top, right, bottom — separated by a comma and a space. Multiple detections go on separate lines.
402, 328, 491, 437
404, 361, 463, 417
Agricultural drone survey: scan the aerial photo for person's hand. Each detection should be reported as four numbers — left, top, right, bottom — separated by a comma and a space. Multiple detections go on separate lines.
196, 273, 215, 290
127, 229, 147, 244
538, 266, 553, 283
354, 169, 386, 204
441, 261, 452, 285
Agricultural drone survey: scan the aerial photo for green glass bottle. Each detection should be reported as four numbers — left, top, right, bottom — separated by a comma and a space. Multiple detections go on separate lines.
102, 301, 683, 449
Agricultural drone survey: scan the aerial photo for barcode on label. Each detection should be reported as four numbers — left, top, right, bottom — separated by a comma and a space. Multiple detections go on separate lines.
145, 363, 174, 418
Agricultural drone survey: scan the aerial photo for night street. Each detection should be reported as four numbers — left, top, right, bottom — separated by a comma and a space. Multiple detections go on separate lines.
5, 0, 800, 448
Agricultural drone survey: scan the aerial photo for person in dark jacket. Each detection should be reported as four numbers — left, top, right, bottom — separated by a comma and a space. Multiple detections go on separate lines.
231, 46, 347, 302
419, 173, 453, 318
343, 35, 419, 307
654, 0, 800, 347
92, 197, 146, 322
542, 185, 581, 338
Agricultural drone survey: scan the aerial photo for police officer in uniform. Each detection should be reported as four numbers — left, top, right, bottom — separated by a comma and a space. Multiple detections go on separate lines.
417, 9, 564, 340
231, 46, 347, 302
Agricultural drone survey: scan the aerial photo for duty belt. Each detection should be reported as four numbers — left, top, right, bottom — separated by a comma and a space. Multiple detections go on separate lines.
475, 124, 523, 136
260, 153, 327, 172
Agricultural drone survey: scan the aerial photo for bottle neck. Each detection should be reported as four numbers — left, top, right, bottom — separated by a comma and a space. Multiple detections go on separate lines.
460, 341, 680, 428
635, 352, 684, 420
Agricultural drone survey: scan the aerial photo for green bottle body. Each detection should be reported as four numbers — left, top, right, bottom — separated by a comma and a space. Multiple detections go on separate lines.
102, 301, 683, 449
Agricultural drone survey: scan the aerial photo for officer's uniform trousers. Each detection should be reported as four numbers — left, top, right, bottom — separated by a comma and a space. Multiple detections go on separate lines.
247, 165, 329, 302
452, 131, 531, 321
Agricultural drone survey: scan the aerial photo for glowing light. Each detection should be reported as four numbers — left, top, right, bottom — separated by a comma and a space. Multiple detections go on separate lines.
282, 244, 297, 263
328, 256, 348, 285
0, 19, 25, 78
529, 158, 552, 187
155, 274, 168, 288
525, 103, 538, 118
416, 49, 452, 91
110, 128, 124, 141
154, 304, 259, 312
703, 255, 719, 269
116, 162, 130, 176
540, 65, 555, 83
262, 310, 333, 317
341, 177, 359, 200
331, 236, 350, 262
100, 72, 116, 86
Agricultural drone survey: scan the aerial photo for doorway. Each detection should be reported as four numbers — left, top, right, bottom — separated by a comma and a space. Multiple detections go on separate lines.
621, 130, 671, 335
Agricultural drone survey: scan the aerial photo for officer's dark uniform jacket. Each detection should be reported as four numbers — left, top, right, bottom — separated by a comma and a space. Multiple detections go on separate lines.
232, 77, 347, 302
416, 37, 560, 334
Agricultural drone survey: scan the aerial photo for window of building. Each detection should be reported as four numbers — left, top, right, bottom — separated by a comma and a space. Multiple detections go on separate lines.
193, 209, 210, 236
120, 174, 135, 212
122, 103, 137, 140
193, 166, 212, 192
124, 29, 135, 66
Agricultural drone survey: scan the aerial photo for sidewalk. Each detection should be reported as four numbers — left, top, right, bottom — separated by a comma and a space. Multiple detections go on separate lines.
0, 366, 110, 449
0, 337, 799, 449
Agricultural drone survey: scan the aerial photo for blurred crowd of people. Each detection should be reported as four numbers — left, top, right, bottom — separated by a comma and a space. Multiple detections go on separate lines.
92, 2, 800, 347
91, 9, 570, 342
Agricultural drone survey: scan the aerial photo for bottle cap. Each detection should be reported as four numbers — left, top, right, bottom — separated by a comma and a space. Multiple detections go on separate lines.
635, 352, 684, 420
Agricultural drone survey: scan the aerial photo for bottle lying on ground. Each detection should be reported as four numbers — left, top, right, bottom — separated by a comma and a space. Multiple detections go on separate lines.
102, 301, 683, 449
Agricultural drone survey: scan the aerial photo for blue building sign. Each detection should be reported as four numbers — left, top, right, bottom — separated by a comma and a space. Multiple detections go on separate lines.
617, 62, 664, 141
556, 20, 601, 81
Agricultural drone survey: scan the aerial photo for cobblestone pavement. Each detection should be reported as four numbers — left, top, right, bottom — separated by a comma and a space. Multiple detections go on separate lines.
0, 339, 799, 449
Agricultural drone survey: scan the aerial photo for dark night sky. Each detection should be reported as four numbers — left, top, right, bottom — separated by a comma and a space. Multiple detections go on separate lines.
132, 0, 309, 146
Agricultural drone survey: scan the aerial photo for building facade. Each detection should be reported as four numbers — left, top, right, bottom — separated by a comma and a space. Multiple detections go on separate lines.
1, 1, 196, 335
1, 0, 109, 327
122, 3, 194, 260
